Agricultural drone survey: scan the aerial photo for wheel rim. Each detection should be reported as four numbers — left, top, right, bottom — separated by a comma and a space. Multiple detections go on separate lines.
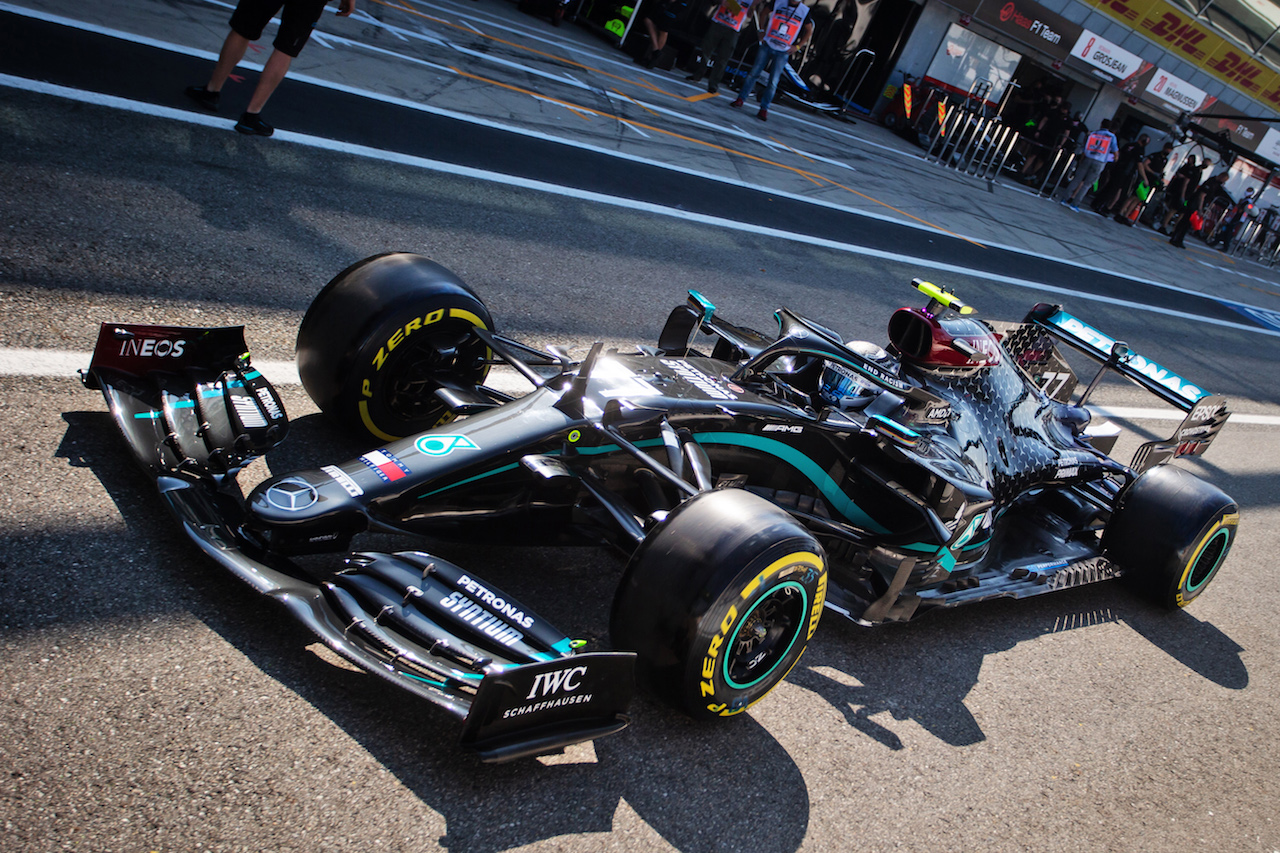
723, 581, 808, 690
381, 323, 490, 423
1186, 527, 1231, 593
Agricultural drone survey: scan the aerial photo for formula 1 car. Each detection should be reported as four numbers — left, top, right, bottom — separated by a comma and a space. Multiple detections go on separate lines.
82, 254, 1238, 761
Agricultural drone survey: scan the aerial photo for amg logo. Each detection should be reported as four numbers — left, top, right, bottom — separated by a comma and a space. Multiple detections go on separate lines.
525, 665, 587, 700
254, 386, 283, 421
231, 394, 267, 428
439, 590, 526, 647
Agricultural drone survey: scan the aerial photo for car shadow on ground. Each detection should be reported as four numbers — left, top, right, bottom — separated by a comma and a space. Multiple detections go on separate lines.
792, 585, 1247, 751
53, 409, 1248, 852
55, 409, 810, 852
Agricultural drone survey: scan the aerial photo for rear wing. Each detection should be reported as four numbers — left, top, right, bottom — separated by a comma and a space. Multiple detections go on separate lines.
1010, 305, 1231, 472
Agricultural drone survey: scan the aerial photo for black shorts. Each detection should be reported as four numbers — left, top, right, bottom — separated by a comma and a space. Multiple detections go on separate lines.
230, 0, 328, 58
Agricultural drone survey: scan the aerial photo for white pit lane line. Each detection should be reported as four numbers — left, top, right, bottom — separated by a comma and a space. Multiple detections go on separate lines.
13, 347, 1280, 426
4, 4, 1280, 325
4, 64, 1279, 342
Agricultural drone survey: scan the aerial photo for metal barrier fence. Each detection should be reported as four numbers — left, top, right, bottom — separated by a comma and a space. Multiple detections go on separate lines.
1227, 215, 1280, 266
919, 93, 1077, 196
924, 105, 1021, 182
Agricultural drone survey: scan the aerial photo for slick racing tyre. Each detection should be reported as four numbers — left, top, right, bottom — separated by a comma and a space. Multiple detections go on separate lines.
297, 253, 494, 443
1104, 465, 1238, 609
610, 490, 827, 720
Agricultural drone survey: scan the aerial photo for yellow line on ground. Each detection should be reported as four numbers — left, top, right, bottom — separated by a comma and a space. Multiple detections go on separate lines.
452, 67, 592, 120
1235, 282, 1280, 297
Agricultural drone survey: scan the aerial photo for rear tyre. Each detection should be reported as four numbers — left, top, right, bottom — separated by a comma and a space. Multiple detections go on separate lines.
611, 490, 827, 720
296, 253, 494, 443
1104, 465, 1238, 609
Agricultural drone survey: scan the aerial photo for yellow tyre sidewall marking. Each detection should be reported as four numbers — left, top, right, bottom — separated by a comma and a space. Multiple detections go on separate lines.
358, 307, 491, 441
1174, 513, 1237, 607
701, 550, 826, 716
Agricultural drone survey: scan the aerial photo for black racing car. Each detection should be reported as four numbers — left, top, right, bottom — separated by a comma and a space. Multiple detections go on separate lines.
82, 253, 1238, 761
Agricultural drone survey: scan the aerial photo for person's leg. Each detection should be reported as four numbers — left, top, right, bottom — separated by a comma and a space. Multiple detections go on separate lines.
707, 30, 737, 88
208, 31, 251, 92
245, 48, 293, 113
688, 26, 718, 80
759, 49, 787, 110
707, 30, 739, 91
1070, 160, 1102, 205
732, 47, 771, 105
1115, 195, 1137, 220
1061, 166, 1086, 204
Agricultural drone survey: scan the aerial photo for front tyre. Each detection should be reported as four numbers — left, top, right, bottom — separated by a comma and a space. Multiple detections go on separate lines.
610, 490, 827, 720
296, 253, 494, 443
1104, 465, 1239, 609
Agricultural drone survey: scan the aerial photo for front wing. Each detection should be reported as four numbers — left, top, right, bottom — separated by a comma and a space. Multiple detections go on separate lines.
83, 323, 634, 762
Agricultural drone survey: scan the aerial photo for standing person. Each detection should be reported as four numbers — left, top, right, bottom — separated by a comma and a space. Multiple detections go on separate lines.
1060, 111, 1088, 159
1094, 133, 1150, 214
1169, 171, 1229, 249
686, 0, 760, 94
184, 0, 355, 137
1114, 141, 1172, 225
1059, 118, 1118, 212
1018, 95, 1065, 183
1210, 187, 1255, 251
729, 0, 814, 122
1159, 155, 1202, 232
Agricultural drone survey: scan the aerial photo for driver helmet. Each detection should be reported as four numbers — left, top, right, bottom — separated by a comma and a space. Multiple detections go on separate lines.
818, 342, 896, 410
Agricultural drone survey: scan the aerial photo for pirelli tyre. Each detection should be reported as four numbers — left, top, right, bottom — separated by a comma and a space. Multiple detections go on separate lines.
296, 253, 494, 443
610, 489, 827, 720
1104, 465, 1239, 609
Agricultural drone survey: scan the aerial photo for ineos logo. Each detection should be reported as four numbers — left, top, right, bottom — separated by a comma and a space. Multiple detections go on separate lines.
265, 478, 319, 511
118, 338, 187, 358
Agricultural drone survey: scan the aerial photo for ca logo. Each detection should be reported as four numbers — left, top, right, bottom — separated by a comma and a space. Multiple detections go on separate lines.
415, 434, 480, 456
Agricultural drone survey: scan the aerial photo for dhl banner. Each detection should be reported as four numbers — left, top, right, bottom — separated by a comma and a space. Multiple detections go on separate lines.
1085, 0, 1280, 110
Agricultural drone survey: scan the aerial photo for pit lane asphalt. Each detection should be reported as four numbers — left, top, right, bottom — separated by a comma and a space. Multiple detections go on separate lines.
0, 4, 1275, 334
4, 4, 1280, 852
